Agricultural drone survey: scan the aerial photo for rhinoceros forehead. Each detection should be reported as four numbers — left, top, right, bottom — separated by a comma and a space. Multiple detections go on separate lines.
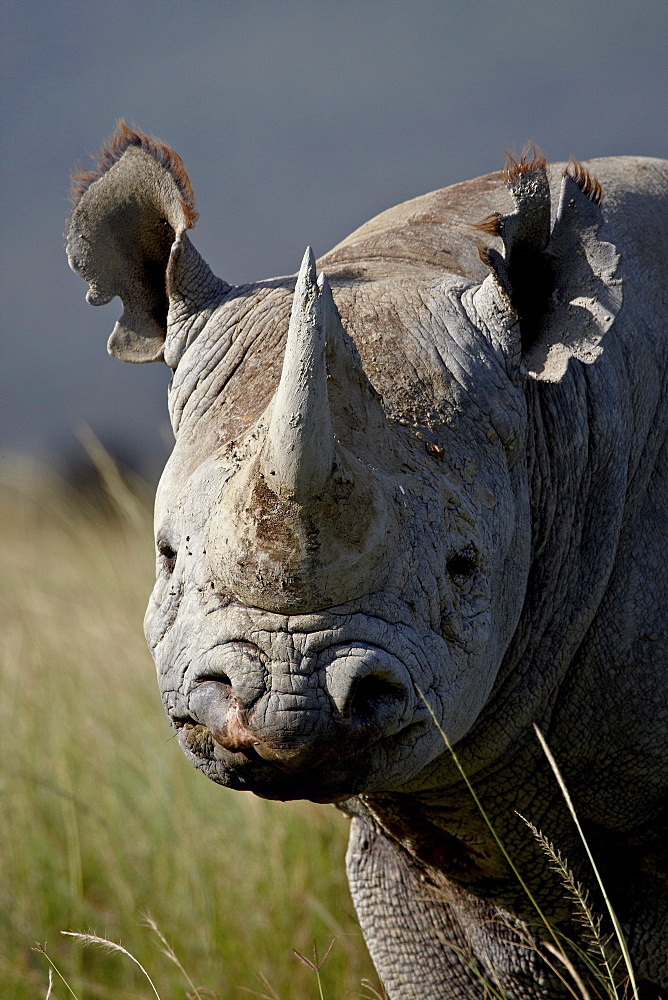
167, 279, 295, 443
167, 270, 497, 455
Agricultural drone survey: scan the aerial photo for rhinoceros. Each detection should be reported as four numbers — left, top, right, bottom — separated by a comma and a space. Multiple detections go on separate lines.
67, 123, 667, 999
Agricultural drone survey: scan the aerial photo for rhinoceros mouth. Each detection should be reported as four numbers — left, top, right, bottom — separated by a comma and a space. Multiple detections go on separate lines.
173, 715, 427, 802
159, 604, 453, 798
175, 721, 359, 801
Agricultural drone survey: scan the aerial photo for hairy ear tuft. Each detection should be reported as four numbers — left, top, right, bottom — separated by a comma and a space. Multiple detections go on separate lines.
564, 157, 603, 205
474, 148, 621, 381
67, 123, 204, 363
473, 213, 503, 237
503, 144, 547, 186
477, 246, 494, 266
70, 120, 198, 227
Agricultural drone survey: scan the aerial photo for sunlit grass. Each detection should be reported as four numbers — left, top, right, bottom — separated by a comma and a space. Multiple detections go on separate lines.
0, 466, 377, 999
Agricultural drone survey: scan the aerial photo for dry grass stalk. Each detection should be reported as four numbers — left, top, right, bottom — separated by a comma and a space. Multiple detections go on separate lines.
32, 944, 79, 1000
143, 912, 207, 1000
518, 812, 619, 998
61, 932, 162, 1000
533, 727, 638, 1000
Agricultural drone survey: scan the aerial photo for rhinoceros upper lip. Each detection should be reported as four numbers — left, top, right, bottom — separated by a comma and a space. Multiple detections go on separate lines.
192, 705, 330, 774
175, 704, 397, 775
176, 715, 384, 774
176, 723, 370, 802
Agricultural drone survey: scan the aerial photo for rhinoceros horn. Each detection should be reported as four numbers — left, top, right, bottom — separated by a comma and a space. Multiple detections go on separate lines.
209, 249, 399, 612
263, 247, 336, 502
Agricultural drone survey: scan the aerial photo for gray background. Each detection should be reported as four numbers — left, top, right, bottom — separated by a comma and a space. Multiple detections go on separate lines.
1, 0, 666, 480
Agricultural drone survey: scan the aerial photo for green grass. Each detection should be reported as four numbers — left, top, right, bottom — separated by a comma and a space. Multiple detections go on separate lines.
0, 467, 378, 999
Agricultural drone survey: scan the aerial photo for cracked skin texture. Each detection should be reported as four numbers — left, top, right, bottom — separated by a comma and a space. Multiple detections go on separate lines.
67, 129, 667, 999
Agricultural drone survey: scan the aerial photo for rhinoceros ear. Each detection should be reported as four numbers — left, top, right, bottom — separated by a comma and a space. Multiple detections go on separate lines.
475, 149, 622, 382
67, 122, 205, 364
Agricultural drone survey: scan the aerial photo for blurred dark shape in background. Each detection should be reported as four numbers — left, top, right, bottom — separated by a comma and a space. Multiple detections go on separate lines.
58, 432, 152, 513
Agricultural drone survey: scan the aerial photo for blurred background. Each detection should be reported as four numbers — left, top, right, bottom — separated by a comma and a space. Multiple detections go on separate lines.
2, 0, 666, 482
1, 2, 666, 997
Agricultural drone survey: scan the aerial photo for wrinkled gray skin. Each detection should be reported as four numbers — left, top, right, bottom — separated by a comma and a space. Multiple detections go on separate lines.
67, 127, 667, 998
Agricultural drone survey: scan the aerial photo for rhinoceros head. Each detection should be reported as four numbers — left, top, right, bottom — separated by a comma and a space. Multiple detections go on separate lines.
67, 125, 619, 801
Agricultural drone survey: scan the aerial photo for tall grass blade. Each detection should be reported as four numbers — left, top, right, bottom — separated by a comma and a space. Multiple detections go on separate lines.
517, 813, 617, 998
238, 971, 283, 999
359, 977, 389, 1000
533, 726, 638, 1000
415, 687, 565, 956
143, 912, 204, 1000
292, 939, 334, 1000
540, 941, 593, 1000
32, 944, 80, 1000
75, 425, 146, 531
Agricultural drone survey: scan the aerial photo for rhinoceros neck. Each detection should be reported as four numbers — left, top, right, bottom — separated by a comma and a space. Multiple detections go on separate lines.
162, 233, 231, 369
460, 336, 667, 792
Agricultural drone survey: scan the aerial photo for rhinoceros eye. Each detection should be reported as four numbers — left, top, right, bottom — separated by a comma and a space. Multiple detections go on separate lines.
447, 543, 478, 581
157, 537, 177, 569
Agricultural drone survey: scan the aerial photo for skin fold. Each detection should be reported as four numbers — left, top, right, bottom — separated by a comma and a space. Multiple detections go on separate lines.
67, 125, 667, 998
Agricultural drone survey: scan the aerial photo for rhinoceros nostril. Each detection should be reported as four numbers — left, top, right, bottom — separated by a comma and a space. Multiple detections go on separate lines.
189, 678, 232, 730
187, 678, 262, 753
194, 672, 232, 690
190, 673, 234, 711
348, 675, 406, 729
